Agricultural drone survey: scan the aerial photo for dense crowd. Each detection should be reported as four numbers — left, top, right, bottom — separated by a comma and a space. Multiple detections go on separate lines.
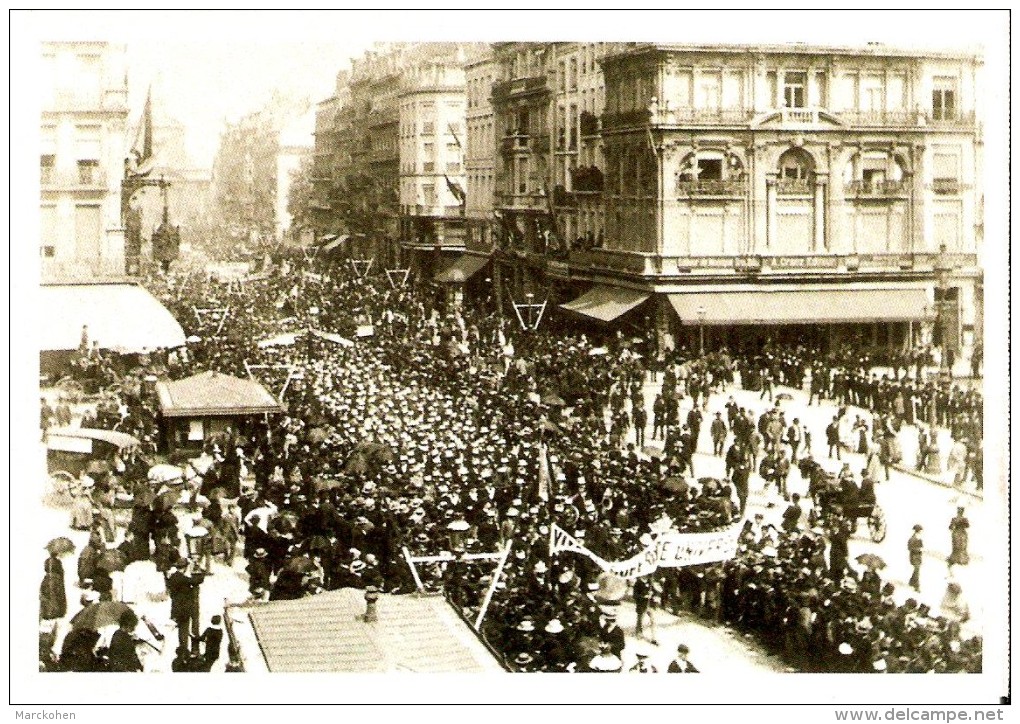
39, 251, 981, 673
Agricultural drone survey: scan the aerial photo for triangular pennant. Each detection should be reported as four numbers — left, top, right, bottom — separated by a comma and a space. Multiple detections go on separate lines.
385, 268, 410, 289
349, 258, 374, 278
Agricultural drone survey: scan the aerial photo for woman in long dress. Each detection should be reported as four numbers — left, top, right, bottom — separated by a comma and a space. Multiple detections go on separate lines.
40, 555, 67, 621
69, 476, 96, 530
948, 507, 970, 568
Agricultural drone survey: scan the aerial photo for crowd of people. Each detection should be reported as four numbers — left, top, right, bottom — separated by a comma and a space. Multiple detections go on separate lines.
38, 250, 982, 674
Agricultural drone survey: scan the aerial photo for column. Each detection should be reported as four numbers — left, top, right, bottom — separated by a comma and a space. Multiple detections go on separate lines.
765, 173, 777, 251
911, 143, 925, 252
813, 173, 827, 251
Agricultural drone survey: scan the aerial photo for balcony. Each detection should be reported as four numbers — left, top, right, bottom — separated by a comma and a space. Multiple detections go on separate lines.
501, 133, 531, 154
776, 178, 813, 196
925, 110, 977, 129
676, 179, 747, 198
780, 107, 819, 125
601, 109, 651, 130
491, 76, 549, 103
932, 179, 962, 195
41, 169, 108, 192
840, 109, 926, 127
652, 107, 753, 126
844, 180, 909, 198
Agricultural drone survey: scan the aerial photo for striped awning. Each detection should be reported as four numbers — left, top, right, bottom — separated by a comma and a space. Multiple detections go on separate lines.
560, 286, 650, 322
668, 286, 928, 325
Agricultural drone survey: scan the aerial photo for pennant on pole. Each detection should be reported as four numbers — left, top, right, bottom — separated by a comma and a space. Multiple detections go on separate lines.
129, 88, 155, 177
537, 442, 551, 502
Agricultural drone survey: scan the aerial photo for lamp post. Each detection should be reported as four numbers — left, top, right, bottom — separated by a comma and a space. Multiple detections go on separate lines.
696, 304, 707, 356
934, 243, 954, 380
306, 306, 320, 364
525, 292, 535, 330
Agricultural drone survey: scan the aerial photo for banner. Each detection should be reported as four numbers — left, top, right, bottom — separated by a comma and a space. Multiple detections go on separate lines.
549, 521, 742, 579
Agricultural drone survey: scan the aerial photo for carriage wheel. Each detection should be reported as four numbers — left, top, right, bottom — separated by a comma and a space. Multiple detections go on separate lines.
868, 507, 887, 543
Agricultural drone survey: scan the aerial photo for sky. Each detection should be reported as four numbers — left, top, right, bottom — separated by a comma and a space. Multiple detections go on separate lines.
18, 9, 1004, 172
126, 41, 367, 167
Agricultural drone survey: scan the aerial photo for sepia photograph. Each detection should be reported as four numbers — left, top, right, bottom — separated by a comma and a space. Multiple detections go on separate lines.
8, 7, 1011, 716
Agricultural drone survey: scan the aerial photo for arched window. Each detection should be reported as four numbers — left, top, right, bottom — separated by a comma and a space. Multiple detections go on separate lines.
776, 148, 815, 194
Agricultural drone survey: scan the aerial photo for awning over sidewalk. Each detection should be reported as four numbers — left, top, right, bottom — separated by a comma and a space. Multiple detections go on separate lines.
434, 254, 489, 283
40, 283, 186, 353
560, 286, 650, 322
667, 286, 928, 325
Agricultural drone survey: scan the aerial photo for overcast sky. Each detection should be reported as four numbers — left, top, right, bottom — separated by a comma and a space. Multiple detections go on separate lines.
17, 9, 1006, 171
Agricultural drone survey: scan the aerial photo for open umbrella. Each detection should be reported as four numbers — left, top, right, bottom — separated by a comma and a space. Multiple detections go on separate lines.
284, 556, 318, 575
540, 419, 561, 434
541, 393, 567, 407
98, 549, 127, 573
855, 553, 887, 570
208, 487, 228, 501
307, 427, 329, 445
148, 464, 184, 484
45, 537, 75, 556
186, 335, 202, 344
312, 476, 344, 493
70, 601, 133, 632
662, 476, 688, 493
189, 453, 216, 475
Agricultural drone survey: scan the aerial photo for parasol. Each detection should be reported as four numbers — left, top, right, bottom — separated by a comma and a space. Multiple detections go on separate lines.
45, 537, 75, 556
541, 393, 567, 407
70, 601, 133, 632
662, 476, 688, 493
343, 454, 369, 476
855, 553, 887, 570
306, 427, 329, 445
540, 419, 561, 434
312, 476, 344, 493
207, 487, 228, 501
594, 572, 628, 604
305, 536, 331, 554
98, 549, 127, 573
186, 335, 202, 343
588, 347, 608, 356
776, 392, 794, 401
148, 464, 184, 484
284, 556, 318, 574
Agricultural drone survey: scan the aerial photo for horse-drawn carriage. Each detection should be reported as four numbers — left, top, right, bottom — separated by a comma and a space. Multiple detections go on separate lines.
798, 457, 887, 543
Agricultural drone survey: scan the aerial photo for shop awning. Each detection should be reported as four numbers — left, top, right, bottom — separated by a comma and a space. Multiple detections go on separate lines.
667, 286, 928, 325
155, 370, 283, 417
560, 286, 650, 322
39, 283, 186, 353
434, 254, 489, 283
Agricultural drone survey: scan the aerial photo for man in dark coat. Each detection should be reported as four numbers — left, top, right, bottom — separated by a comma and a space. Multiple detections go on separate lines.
596, 608, 626, 658
198, 615, 224, 672
167, 558, 206, 652
108, 610, 143, 672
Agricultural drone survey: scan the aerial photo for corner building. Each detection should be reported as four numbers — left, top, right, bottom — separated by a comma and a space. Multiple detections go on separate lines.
598, 43, 981, 356
487, 42, 982, 364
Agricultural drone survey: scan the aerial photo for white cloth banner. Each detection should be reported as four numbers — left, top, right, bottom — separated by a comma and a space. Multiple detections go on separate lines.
549, 522, 742, 579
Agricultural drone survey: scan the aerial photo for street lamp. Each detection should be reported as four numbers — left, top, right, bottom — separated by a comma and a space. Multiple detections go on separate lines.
525, 292, 535, 330
934, 243, 954, 379
696, 304, 707, 356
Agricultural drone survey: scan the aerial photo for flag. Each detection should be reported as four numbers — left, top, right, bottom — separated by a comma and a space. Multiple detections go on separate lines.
443, 174, 466, 205
130, 89, 155, 177
447, 123, 463, 151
